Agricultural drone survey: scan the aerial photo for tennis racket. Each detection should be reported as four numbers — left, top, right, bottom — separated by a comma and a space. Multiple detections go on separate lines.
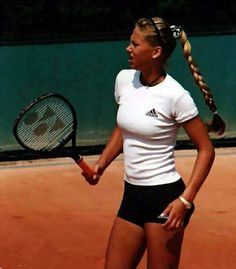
13, 93, 94, 177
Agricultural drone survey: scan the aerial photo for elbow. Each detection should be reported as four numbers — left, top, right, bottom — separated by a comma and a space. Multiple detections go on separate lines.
207, 145, 215, 172
210, 145, 215, 163
199, 142, 215, 165
195, 136, 215, 157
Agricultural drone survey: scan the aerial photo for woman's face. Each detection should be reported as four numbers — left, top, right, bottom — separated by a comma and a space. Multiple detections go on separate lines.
126, 26, 156, 70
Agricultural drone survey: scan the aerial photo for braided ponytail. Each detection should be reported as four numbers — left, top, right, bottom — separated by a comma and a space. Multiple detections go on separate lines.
171, 26, 225, 135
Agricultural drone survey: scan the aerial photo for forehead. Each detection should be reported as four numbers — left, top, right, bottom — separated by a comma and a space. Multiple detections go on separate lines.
130, 26, 147, 42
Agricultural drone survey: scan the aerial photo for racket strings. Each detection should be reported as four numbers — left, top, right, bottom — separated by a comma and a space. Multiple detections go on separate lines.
18, 110, 72, 150
16, 98, 75, 151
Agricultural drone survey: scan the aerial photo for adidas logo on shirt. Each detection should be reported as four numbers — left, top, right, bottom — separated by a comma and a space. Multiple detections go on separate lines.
146, 108, 158, 118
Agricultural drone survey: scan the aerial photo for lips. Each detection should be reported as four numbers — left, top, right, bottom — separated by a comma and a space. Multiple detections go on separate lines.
128, 55, 133, 64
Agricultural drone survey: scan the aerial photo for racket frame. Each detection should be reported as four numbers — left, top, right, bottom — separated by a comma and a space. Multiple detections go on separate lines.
13, 93, 94, 176
13, 93, 77, 153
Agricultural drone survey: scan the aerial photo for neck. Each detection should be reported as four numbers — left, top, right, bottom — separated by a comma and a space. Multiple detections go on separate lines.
140, 71, 166, 88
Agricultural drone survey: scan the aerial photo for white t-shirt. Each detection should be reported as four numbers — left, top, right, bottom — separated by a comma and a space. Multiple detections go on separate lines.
115, 69, 198, 186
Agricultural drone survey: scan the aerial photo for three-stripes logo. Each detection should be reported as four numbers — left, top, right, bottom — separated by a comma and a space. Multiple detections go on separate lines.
146, 108, 158, 118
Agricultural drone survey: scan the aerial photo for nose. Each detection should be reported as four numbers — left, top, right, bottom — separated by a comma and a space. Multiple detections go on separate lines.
126, 43, 131, 53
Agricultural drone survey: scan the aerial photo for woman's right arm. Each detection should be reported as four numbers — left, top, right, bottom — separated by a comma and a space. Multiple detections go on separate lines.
97, 125, 123, 171
82, 125, 123, 184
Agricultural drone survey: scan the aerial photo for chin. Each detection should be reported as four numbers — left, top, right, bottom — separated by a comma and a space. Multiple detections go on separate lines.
129, 63, 138, 69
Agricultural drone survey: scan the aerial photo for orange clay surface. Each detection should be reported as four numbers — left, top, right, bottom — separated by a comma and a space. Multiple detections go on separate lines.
0, 147, 236, 269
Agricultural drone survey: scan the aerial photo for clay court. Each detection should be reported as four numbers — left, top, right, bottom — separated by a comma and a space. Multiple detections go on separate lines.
0, 147, 236, 269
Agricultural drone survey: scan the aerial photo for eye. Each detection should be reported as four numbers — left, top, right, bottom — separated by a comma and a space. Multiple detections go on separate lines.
131, 41, 139, 47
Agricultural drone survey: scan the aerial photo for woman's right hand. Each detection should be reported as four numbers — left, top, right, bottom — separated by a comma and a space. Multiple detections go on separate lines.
81, 125, 123, 185
81, 162, 104, 185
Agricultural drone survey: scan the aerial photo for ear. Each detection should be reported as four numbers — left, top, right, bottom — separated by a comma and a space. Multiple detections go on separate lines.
152, 46, 162, 59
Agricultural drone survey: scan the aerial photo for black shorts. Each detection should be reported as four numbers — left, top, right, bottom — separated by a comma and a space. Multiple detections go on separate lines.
117, 178, 195, 227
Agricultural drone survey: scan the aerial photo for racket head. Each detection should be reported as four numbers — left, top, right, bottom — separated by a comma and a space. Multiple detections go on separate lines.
13, 93, 77, 152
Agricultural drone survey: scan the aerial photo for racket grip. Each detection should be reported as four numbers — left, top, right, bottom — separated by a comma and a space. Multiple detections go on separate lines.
76, 157, 94, 177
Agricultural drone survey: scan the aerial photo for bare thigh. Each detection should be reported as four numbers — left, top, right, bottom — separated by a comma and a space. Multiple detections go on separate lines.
105, 217, 146, 269
145, 223, 185, 269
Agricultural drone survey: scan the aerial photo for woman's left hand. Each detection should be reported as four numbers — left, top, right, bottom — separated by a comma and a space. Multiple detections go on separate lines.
161, 198, 188, 231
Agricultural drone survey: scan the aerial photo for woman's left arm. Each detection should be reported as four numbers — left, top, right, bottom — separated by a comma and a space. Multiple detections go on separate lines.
162, 115, 215, 230
180, 115, 215, 202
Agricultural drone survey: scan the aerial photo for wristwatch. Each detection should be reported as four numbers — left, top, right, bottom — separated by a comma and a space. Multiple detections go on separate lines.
179, 195, 192, 209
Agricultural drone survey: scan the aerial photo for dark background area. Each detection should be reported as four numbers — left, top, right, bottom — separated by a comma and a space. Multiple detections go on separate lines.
1, 0, 236, 44
1, 0, 236, 162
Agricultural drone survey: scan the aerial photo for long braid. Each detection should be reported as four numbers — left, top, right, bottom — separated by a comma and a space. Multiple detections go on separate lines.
139, 19, 225, 135
179, 31, 217, 112
175, 27, 225, 135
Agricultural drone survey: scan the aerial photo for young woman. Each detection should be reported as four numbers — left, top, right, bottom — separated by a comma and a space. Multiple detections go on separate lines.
83, 17, 225, 269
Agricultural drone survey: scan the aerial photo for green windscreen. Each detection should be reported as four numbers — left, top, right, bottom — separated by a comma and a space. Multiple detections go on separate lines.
0, 34, 235, 152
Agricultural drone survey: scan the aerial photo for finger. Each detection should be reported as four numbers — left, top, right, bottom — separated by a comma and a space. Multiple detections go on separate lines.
93, 164, 100, 173
176, 220, 184, 229
84, 175, 99, 185
163, 220, 177, 231
81, 171, 93, 180
88, 179, 99, 185
162, 215, 173, 229
162, 203, 172, 216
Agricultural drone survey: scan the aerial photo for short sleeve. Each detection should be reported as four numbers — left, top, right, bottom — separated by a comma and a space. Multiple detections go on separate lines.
114, 74, 120, 104
173, 91, 198, 123
114, 70, 126, 104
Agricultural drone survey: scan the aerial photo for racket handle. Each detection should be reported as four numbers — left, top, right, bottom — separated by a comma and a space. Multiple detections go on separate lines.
76, 157, 94, 177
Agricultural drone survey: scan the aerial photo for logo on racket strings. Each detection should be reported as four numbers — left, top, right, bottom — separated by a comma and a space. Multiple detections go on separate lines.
23, 106, 66, 136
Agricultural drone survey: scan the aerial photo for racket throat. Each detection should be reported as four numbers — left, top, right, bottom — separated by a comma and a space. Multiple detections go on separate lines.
73, 154, 83, 163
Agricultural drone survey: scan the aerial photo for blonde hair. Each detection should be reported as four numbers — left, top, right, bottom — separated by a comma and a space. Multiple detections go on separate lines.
136, 17, 176, 58
178, 30, 225, 135
136, 17, 225, 135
